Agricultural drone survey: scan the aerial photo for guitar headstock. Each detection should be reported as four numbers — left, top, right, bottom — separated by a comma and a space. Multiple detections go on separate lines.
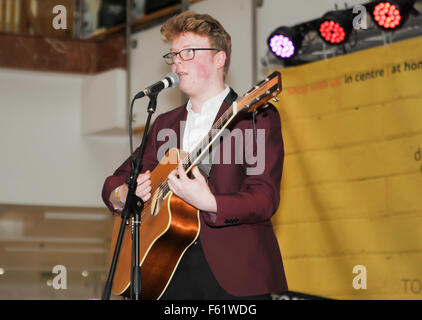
234, 71, 282, 114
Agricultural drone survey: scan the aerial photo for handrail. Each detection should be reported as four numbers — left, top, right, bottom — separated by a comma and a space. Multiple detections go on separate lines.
90, 0, 203, 41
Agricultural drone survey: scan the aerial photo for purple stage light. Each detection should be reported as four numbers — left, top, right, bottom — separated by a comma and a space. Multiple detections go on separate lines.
269, 34, 296, 58
267, 26, 302, 60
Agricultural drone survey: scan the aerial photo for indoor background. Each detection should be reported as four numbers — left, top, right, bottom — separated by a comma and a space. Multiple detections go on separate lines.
0, 0, 421, 300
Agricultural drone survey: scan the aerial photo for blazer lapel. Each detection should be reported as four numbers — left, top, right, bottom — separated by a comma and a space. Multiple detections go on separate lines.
211, 88, 238, 127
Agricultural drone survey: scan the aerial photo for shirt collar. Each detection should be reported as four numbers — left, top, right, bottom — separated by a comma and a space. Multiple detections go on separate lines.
186, 85, 230, 116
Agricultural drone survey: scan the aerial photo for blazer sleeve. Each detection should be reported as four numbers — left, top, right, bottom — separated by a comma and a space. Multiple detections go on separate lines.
202, 105, 284, 226
101, 115, 162, 213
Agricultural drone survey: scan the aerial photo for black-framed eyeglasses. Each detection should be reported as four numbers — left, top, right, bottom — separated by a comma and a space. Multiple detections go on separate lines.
163, 48, 220, 65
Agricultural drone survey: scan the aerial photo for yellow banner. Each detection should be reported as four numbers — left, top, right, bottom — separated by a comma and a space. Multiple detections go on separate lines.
272, 36, 422, 299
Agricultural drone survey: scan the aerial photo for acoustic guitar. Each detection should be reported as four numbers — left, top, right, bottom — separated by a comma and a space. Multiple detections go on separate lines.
109, 71, 282, 299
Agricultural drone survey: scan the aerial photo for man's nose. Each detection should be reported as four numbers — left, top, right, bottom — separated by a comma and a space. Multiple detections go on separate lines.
173, 53, 183, 65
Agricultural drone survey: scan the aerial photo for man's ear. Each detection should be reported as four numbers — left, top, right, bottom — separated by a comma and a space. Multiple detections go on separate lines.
214, 50, 226, 70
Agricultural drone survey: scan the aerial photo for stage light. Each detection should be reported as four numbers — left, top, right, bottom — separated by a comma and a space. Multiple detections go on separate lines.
267, 26, 303, 59
370, 0, 415, 30
373, 2, 402, 28
317, 10, 354, 45
319, 20, 347, 43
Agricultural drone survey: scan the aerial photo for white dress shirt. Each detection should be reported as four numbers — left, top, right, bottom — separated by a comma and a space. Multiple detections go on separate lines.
183, 85, 230, 152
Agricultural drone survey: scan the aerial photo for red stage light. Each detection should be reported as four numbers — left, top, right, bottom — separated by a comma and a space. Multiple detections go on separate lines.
373, 2, 402, 29
319, 20, 347, 44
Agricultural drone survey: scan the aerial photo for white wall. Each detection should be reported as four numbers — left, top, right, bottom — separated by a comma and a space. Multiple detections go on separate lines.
81, 68, 128, 135
0, 68, 134, 207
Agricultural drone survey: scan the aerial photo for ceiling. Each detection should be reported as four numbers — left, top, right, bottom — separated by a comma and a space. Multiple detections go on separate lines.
0, 203, 119, 299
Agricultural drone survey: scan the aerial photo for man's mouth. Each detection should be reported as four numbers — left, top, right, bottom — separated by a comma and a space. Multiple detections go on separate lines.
177, 72, 188, 77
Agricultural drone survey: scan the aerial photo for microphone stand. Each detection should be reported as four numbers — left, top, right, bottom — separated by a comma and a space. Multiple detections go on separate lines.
102, 92, 159, 300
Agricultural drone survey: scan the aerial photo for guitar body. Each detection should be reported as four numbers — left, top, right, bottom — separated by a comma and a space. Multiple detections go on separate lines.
109, 148, 200, 300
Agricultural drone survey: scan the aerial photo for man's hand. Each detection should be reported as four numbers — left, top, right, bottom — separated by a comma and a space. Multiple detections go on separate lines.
118, 170, 152, 203
167, 161, 217, 212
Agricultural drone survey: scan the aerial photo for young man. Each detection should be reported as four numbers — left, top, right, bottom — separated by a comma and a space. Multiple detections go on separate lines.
102, 11, 287, 299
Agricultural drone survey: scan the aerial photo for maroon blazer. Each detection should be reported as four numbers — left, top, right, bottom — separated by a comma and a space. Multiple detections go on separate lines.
102, 91, 288, 296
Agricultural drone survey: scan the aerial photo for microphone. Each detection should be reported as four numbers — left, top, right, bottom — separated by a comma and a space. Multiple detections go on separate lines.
134, 72, 180, 99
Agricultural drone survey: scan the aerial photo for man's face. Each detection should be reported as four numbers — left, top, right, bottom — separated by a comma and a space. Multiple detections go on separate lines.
170, 32, 219, 97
